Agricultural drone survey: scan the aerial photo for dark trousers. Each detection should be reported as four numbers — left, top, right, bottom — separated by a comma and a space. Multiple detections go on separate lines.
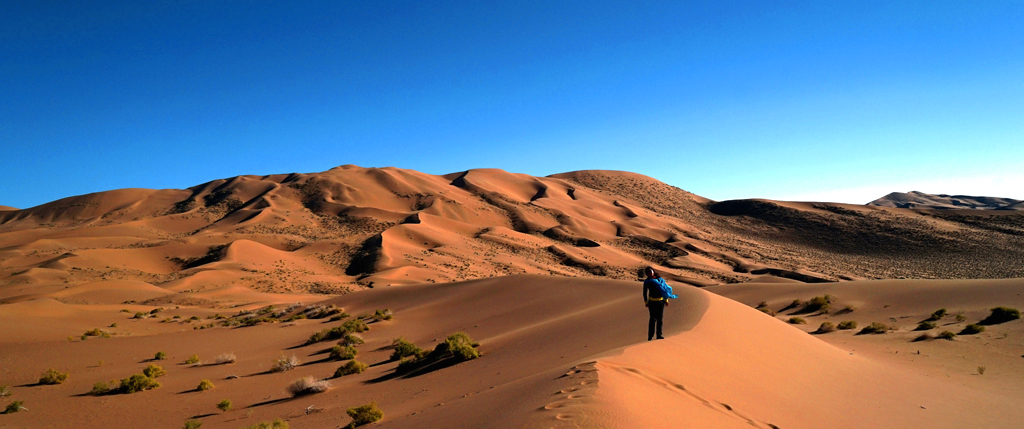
647, 301, 665, 339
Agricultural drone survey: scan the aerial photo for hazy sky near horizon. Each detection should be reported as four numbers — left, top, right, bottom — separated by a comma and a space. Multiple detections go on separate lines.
3, 1, 1023, 209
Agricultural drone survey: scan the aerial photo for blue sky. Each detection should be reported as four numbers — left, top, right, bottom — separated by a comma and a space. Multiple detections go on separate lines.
3, 1, 1022, 209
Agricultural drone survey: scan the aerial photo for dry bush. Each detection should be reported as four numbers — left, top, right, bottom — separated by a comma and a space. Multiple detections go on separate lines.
271, 355, 300, 372
938, 331, 957, 340
803, 295, 834, 313
981, 307, 1021, 325
286, 376, 331, 396
119, 374, 160, 393
814, 322, 836, 334
858, 322, 890, 335
185, 354, 200, 364
915, 321, 936, 331
241, 419, 289, 429
787, 317, 806, 324
837, 320, 858, 330
926, 308, 947, 321
339, 334, 364, 347
214, 353, 236, 365
960, 324, 984, 335
3, 400, 25, 414
913, 333, 933, 342
977, 366, 986, 375
39, 369, 69, 385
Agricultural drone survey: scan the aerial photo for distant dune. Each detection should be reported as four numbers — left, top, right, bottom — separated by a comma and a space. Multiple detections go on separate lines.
869, 190, 1022, 210
2, 165, 1023, 428
0, 205, 17, 211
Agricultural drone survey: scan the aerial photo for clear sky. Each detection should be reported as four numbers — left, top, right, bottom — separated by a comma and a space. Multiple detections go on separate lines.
3, 1, 1023, 209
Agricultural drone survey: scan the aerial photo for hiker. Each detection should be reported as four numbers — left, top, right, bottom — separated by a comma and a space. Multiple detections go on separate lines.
643, 267, 677, 341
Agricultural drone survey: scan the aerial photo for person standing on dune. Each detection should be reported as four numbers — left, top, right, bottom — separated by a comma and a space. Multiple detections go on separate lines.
643, 267, 678, 341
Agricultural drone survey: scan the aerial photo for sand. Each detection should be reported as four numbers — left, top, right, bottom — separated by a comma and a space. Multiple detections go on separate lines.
1, 165, 1023, 428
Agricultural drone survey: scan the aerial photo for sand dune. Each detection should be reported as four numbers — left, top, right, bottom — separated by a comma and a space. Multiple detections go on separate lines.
869, 190, 1022, 210
2, 165, 1023, 428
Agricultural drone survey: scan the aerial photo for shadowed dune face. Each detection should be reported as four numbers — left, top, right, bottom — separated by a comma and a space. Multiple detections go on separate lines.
869, 190, 1023, 210
2, 165, 1024, 308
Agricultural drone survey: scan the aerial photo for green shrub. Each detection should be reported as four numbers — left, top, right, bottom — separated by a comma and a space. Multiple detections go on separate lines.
858, 322, 890, 335
335, 360, 368, 377
91, 381, 113, 395
787, 317, 806, 324
119, 374, 160, 393
939, 331, 957, 340
981, 307, 1021, 325
757, 306, 776, 316
837, 321, 858, 330
346, 401, 384, 428
960, 324, 985, 335
339, 334, 364, 347
83, 328, 109, 337
143, 364, 166, 378
781, 299, 801, 311
330, 345, 358, 360
916, 321, 936, 331
132, 312, 147, 319
184, 420, 203, 429
185, 354, 200, 364
814, 322, 836, 334
3, 400, 24, 414
155, 351, 167, 360
955, 312, 966, 322
241, 419, 288, 429
374, 309, 393, 321
430, 332, 479, 361
803, 295, 834, 313
39, 368, 69, 385
197, 379, 214, 391
342, 319, 369, 333
271, 355, 299, 372
286, 376, 331, 396
927, 308, 947, 321
217, 399, 232, 412
390, 338, 425, 361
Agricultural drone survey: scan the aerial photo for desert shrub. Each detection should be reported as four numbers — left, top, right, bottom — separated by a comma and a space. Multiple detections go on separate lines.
91, 381, 113, 395
271, 355, 300, 372
335, 360, 368, 377
132, 312, 148, 319
286, 376, 331, 396
390, 338, 426, 361
858, 322, 890, 335
155, 351, 167, 360
757, 306, 776, 316
981, 307, 1021, 325
939, 331, 957, 340
916, 321, 937, 331
217, 399, 232, 412
960, 324, 985, 335
119, 374, 160, 393
39, 368, 69, 385
214, 353, 236, 364
927, 308, 947, 321
346, 402, 383, 428
781, 299, 801, 311
787, 317, 806, 325
242, 419, 289, 429
339, 334, 364, 347
374, 308, 393, 321
83, 328, 109, 337
343, 319, 369, 333
330, 345, 358, 360
978, 366, 986, 375
3, 400, 25, 414
815, 322, 836, 334
184, 420, 202, 429
837, 321, 858, 330
430, 332, 479, 361
185, 354, 200, 364
197, 379, 214, 391
803, 295, 834, 313
143, 364, 166, 378
955, 312, 966, 322
913, 333, 933, 342
838, 305, 856, 313
0, 385, 9, 398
